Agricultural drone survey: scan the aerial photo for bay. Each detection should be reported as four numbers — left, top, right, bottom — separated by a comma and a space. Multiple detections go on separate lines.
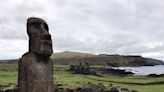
115, 65, 164, 75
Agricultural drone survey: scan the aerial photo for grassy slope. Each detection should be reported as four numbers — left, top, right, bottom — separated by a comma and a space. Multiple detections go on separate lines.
0, 64, 164, 92
51, 51, 96, 59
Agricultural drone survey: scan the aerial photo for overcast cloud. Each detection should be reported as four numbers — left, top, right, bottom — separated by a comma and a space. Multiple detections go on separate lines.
0, 0, 164, 60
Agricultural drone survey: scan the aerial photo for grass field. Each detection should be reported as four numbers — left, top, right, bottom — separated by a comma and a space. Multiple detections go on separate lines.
0, 64, 164, 92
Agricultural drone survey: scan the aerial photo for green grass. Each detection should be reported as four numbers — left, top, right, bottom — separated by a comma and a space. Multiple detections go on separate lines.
54, 65, 164, 92
0, 64, 164, 92
0, 64, 17, 83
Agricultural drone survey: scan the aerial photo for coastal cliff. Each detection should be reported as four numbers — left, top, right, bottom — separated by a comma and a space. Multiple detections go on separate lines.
51, 51, 164, 67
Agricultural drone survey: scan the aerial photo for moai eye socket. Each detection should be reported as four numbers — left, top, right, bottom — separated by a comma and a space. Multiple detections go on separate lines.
31, 22, 41, 29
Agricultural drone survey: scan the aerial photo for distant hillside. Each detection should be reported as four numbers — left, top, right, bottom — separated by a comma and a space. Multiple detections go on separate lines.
51, 51, 164, 67
0, 51, 164, 67
51, 51, 96, 59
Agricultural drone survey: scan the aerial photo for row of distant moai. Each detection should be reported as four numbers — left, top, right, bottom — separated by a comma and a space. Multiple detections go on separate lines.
18, 17, 54, 92
70, 63, 90, 73
69, 63, 97, 75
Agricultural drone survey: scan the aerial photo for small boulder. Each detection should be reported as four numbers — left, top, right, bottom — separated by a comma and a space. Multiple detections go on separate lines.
109, 87, 120, 92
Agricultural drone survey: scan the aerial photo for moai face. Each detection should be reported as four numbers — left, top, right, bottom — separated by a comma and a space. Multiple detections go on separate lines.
27, 17, 53, 57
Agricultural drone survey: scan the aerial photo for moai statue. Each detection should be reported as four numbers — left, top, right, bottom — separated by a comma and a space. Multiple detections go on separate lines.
85, 63, 90, 72
18, 17, 54, 92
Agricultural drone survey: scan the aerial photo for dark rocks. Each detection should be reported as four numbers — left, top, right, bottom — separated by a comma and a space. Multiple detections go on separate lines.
145, 58, 164, 66
147, 74, 164, 77
54, 83, 138, 92
18, 17, 54, 92
109, 87, 120, 92
1, 83, 138, 92
4, 89, 17, 92
55, 83, 105, 92
120, 88, 129, 92
79, 83, 105, 92
131, 90, 138, 92
0, 83, 16, 91
104, 68, 134, 76
0, 89, 17, 92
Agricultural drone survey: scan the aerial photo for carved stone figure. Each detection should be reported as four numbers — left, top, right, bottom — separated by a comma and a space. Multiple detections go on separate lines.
18, 17, 54, 92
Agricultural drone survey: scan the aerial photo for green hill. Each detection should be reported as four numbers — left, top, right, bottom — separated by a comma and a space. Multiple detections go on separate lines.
51, 51, 96, 59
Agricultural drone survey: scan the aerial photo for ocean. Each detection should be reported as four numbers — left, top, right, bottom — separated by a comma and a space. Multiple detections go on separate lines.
115, 65, 164, 75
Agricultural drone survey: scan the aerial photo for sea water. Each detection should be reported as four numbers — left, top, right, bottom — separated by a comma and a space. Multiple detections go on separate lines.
116, 65, 164, 75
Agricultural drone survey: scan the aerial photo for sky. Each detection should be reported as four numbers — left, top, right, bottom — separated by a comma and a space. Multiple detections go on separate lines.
0, 0, 164, 60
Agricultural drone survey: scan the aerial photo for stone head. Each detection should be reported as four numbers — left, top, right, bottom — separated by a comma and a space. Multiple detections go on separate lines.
27, 17, 53, 57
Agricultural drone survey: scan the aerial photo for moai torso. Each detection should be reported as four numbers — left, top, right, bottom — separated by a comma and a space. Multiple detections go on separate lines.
18, 17, 54, 92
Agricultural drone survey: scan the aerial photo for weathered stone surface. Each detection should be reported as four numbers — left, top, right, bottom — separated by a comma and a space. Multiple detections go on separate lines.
27, 17, 53, 57
18, 17, 54, 92
109, 87, 120, 92
120, 88, 129, 92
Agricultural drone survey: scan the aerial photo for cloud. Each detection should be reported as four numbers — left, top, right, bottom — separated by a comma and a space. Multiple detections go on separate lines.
0, 0, 164, 61
0, 39, 28, 59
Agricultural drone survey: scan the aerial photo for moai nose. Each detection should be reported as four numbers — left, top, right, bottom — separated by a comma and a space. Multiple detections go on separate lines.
40, 24, 51, 39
